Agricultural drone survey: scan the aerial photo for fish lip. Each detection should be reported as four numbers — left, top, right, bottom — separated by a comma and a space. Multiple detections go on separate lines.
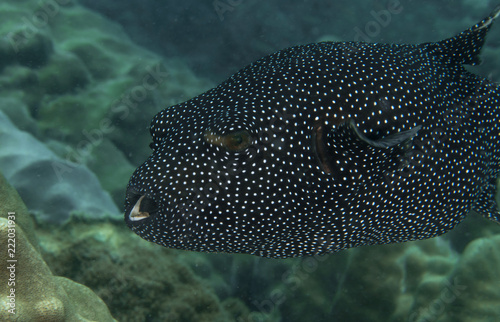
124, 187, 158, 225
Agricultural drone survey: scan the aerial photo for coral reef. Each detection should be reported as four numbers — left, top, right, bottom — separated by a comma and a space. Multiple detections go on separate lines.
0, 173, 116, 321
439, 235, 500, 321
35, 213, 500, 322
0, 1, 499, 321
0, 0, 212, 214
0, 110, 119, 223
0, 169, 37, 247
37, 218, 268, 322
240, 216, 500, 322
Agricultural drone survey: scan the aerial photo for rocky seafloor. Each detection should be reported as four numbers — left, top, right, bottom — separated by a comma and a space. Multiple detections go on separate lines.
1, 0, 500, 321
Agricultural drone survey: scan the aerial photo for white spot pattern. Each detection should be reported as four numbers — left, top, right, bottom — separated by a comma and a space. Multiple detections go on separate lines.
125, 8, 500, 258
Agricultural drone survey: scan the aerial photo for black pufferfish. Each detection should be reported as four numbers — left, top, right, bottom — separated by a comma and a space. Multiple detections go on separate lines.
125, 7, 500, 258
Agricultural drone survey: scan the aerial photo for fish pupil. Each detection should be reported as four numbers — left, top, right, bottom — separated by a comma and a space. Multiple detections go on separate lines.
225, 130, 251, 151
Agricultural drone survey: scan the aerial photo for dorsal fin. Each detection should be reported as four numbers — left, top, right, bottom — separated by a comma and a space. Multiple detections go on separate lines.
424, 6, 500, 65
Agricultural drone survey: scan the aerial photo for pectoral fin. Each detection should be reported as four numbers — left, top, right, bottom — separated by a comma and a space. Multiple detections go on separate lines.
312, 120, 421, 185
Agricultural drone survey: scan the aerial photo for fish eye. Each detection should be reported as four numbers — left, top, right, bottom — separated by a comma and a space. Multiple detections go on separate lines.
224, 131, 252, 151
204, 130, 252, 152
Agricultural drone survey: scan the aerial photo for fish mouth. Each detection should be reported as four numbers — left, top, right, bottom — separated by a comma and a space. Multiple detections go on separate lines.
125, 189, 158, 223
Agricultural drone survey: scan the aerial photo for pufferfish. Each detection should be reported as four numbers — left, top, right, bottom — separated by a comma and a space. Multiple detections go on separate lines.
125, 7, 500, 258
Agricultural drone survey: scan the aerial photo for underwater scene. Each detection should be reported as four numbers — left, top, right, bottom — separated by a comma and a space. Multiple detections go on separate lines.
1, 0, 500, 321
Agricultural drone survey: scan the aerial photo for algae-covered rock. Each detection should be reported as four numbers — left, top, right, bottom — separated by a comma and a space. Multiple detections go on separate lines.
0, 0, 212, 213
0, 111, 120, 223
0, 172, 37, 247
267, 228, 499, 322
0, 173, 116, 321
38, 218, 264, 322
234, 236, 456, 322
0, 97, 38, 135
86, 138, 136, 207
37, 51, 90, 94
0, 219, 116, 322
441, 235, 500, 322
0, 65, 42, 111
10, 31, 53, 68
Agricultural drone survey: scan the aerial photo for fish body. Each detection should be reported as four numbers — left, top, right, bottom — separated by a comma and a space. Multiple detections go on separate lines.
125, 7, 500, 258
